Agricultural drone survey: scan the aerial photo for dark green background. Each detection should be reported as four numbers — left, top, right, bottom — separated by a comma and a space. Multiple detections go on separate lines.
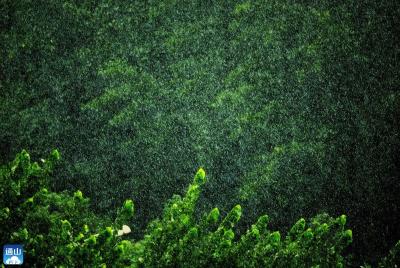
1, 0, 399, 264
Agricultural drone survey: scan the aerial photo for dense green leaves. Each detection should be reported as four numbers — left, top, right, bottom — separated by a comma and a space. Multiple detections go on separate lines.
0, 151, 384, 267
1, 0, 399, 265
2, 151, 399, 267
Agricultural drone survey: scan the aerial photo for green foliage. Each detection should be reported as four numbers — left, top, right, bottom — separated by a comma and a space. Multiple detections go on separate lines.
1, 0, 399, 265
2, 150, 399, 267
1, 150, 118, 267
379, 240, 400, 268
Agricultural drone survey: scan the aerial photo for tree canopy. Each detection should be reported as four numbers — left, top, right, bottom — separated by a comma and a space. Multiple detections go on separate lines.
1, 0, 399, 265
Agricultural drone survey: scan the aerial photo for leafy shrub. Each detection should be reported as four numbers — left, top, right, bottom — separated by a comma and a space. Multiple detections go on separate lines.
0, 151, 398, 267
0, 150, 124, 267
